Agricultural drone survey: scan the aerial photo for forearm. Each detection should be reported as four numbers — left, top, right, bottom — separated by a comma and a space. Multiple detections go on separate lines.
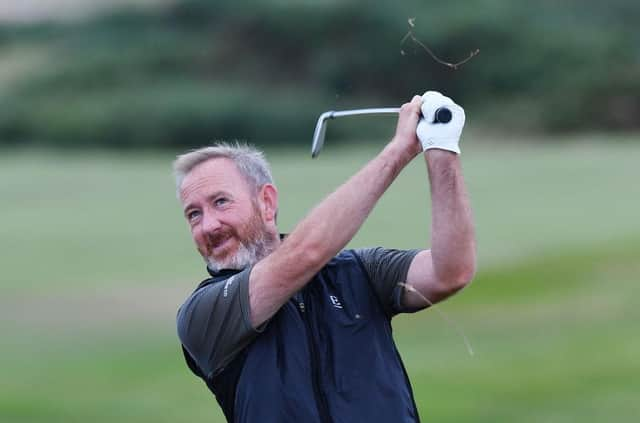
249, 140, 413, 325
290, 141, 412, 266
426, 150, 476, 286
250, 96, 424, 326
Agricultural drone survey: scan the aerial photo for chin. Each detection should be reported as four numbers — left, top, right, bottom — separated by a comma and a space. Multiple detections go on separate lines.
206, 257, 235, 273
206, 245, 254, 272
203, 229, 276, 272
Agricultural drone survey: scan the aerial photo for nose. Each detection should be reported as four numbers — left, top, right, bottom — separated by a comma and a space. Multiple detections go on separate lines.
200, 209, 222, 234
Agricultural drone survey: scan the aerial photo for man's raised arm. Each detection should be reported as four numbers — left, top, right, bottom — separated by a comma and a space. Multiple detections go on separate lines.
403, 91, 477, 309
248, 96, 425, 327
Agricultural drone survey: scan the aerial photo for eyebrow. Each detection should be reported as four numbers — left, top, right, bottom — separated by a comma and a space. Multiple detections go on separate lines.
182, 190, 230, 215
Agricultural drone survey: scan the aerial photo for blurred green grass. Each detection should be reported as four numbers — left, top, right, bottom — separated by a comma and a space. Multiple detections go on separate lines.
1, 137, 639, 422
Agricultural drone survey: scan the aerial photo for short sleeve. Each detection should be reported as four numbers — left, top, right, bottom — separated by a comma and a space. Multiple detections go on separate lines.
176, 267, 262, 378
354, 247, 421, 317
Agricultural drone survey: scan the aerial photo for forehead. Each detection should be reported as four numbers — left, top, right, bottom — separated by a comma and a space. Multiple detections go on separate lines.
179, 157, 251, 202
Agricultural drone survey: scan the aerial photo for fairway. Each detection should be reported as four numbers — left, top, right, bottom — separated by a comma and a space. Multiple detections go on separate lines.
1, 137, 639, 422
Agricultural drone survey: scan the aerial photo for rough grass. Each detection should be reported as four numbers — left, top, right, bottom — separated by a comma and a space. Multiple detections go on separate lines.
1, 139, 639, 422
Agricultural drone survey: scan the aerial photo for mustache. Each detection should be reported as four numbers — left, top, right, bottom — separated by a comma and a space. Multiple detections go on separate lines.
204, 228, 236, 251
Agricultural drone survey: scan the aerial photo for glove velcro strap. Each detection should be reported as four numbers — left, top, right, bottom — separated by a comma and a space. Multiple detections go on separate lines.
420, 138, 461, 155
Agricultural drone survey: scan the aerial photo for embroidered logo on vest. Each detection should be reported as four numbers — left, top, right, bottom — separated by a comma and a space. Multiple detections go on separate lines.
223, 276, 236, 298
329, 295, 343, 309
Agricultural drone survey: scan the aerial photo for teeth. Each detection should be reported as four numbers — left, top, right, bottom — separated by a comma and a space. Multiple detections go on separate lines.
211, 237, 230, 250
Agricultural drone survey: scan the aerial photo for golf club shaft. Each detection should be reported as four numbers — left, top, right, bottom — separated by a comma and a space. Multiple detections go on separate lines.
328, 107, 451, 122
328, 108, 400, 118
312, 106, 452, 158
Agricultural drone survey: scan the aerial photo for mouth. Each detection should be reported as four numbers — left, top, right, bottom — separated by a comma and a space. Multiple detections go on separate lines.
208, 235, 235, 256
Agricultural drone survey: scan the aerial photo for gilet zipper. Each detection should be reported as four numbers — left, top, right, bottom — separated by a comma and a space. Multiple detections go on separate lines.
296, 292, 332, 423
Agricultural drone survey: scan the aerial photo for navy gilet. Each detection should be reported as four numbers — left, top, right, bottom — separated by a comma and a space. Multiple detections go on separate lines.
181, 250, 420, 422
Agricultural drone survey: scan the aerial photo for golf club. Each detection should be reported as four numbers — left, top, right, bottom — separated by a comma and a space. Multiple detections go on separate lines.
311, 106, 452, 158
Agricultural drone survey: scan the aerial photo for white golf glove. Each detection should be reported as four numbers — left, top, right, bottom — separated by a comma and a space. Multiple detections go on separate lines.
416, 91, 465, 155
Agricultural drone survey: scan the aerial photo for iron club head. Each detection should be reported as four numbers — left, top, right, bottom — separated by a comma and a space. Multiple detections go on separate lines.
311, 111, 335, 159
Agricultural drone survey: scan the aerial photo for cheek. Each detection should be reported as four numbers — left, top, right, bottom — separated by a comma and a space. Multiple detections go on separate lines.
191, 227, 207, 251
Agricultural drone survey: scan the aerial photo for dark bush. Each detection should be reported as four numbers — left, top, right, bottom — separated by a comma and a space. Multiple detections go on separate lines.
1, 0, 638, 148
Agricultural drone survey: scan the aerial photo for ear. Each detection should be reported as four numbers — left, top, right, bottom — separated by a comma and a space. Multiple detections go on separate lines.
258, 183, 278, 224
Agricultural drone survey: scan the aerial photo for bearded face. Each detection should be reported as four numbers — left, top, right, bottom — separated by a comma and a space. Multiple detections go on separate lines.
180, 157, 279, 273
203, 202, 278, 272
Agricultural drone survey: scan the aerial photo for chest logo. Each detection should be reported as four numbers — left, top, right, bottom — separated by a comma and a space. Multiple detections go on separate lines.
329, 295, 343, 309
223, 276, 236, 298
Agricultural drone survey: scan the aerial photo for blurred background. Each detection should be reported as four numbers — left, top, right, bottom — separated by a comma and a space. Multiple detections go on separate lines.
1, 1, 638, 422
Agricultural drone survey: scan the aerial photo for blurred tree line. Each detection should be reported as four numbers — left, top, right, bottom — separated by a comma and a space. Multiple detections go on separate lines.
0, 0, 638, 149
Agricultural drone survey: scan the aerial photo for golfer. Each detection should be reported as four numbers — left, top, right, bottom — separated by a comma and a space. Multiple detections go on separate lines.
175, 91, 476, 422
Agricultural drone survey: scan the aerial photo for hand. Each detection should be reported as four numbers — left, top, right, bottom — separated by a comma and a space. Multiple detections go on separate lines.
391, 95, 424, 159
416, 91, 465, 155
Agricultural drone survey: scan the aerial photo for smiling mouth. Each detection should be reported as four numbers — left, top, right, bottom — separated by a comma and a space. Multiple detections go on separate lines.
209, 236, 235, 255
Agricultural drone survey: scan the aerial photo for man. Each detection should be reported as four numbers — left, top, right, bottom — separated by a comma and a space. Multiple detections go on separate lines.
174, 91, 476, 422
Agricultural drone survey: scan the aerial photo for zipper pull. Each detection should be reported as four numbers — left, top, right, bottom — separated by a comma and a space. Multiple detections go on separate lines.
298, 301, 306, 313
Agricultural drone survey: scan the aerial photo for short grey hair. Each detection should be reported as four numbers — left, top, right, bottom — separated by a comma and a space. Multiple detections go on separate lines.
173, 142, 274, 194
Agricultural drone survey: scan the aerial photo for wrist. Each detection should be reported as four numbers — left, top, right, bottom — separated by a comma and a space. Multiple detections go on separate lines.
424, 148, 459, 165
420, 137, 461, 155
387, 137, 420, 166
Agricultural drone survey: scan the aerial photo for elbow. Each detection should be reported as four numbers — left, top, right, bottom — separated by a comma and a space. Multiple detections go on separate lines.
438, 258, 477, 294
453, 265, 476, 290
454, 247, 477, 289
457, 252, 477, 287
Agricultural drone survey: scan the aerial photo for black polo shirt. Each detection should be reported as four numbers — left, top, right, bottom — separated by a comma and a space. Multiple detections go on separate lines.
178, 247, 422, 422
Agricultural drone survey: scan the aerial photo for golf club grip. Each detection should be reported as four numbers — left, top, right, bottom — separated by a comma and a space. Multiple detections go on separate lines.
434, 107, 452, 123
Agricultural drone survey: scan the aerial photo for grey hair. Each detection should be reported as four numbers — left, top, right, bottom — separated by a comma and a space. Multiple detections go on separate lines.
173, 142, 274, 195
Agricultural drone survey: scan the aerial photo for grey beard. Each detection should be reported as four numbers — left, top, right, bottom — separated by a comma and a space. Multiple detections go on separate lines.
206, 231, 276, 273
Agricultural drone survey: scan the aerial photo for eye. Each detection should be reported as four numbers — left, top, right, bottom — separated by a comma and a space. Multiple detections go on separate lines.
214, 197, 229, 207
186, 210, 201, 222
